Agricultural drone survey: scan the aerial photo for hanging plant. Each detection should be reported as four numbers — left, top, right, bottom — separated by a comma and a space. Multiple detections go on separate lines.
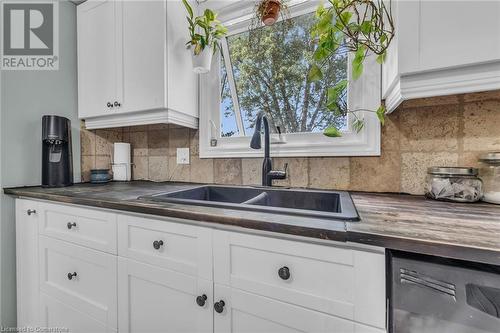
251, 0, 290, 28
308, 0, 395, 137
182, 0, 228, 73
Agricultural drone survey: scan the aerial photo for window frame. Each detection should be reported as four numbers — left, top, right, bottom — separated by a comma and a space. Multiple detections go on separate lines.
199, 0, 381, 158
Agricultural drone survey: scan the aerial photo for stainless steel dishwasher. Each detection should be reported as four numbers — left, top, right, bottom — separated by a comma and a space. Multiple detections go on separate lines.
389, 251, 500, 333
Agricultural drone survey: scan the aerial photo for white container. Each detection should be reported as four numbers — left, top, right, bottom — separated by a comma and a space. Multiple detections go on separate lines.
112, 163, 131, 181
191, 47, 213, 74
479, 152, 500, 204
112, 143, 131, 181
113, 143, 131, 164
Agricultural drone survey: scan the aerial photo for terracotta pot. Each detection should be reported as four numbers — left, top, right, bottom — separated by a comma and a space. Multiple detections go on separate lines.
261, 0, 281, 26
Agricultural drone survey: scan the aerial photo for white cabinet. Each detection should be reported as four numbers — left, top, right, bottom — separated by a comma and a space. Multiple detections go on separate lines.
117, 214, 212, 279
213, 231, 386, 329
16, 199, 40, 328
77, 0, 119, 120
77, 0, 198, 129
383, 0, 500, 112
214, 285, 384, 333
39, 236, 117, 329
39, 293, 114, 333
117, 258, 213, 333
15, 199, 387, 333
38, 201, 117, 254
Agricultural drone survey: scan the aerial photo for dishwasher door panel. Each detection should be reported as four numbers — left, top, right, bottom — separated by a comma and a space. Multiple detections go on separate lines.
390, 251, 500, 333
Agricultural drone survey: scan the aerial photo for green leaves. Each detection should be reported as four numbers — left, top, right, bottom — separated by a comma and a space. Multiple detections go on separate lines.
351, 46, 366, 80
204, 9, 215, 22
376, 105, 386, 125
183, 2, 227, 56
360, 21, 372, 34
376, 51, 387, 64
352, 119, 365, 133
324, 127, 342, 137
182, 0, 193, 19
308, 64, 323, 82
326, 79, 347, 113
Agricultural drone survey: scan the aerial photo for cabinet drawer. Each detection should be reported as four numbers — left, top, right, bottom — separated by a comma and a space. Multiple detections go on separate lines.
38, 201, 117, 254
117, 214, 212, 279
39, 236, 117, 329
214, 285, 385, 333
40, 293, 116, 333
214, 231, 386, 329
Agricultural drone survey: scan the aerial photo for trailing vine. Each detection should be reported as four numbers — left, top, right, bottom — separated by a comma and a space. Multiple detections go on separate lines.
309, 0, 395, 137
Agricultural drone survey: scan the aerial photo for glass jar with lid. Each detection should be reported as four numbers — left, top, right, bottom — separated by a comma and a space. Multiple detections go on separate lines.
478, 152, 500, 204
425, 167, 483, 203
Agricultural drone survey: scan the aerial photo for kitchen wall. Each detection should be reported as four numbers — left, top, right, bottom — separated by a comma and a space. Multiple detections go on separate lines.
0, 2, 80, 326
81, 89, 500, 195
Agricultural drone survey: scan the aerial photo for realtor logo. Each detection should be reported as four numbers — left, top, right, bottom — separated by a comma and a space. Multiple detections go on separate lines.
1, 1, 59, 70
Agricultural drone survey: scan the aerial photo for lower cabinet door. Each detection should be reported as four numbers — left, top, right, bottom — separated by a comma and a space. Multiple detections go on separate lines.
39, 293, 115, 333
213, 284, 386, 333
117, 257, 213, 333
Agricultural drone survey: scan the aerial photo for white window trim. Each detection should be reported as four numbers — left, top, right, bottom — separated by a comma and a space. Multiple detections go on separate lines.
199, 0, 381, 158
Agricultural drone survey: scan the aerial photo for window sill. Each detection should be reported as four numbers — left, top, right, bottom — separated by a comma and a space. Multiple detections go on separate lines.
199, 120, 381, 158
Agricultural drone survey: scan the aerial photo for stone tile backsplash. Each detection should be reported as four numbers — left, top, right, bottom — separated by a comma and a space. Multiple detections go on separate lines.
80, 90, 500, 195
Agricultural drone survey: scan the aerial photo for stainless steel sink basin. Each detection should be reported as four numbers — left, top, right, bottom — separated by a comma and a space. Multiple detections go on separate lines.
140, 185, 359, 221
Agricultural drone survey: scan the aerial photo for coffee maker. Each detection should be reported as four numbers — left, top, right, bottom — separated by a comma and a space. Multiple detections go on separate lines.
42, 115, 73, 187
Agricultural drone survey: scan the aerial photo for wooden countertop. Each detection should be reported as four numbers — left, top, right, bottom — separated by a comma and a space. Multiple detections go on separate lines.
349, 192, 500, 265
4, 181, 500, 265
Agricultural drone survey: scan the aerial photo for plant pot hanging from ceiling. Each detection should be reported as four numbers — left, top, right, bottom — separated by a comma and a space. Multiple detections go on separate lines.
191, 47, 213, 74
260, 0, 281, 26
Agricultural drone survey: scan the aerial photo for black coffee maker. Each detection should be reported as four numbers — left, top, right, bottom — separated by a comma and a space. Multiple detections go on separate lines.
42, 115, 73, 187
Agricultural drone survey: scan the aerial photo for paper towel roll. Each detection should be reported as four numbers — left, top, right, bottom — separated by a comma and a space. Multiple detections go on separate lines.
112, 163, 131, 181
113, 143, 131, 164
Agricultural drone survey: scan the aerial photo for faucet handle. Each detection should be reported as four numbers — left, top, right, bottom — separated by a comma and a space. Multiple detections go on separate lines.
268, 163, 288, 181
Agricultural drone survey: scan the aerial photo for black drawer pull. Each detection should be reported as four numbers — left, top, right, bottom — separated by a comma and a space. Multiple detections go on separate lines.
27, 209, 37, 216
278, 266, 290, 280
67, 222, 77, 229
67, 272, 77, 280
214, 300, 225, 313
153, 240, 164, 250
196, 294, 207, 307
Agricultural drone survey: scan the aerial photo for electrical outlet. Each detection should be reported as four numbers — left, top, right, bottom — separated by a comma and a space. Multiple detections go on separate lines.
176, 148, 190, 164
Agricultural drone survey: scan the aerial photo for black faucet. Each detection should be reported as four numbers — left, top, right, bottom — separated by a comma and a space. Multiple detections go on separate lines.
250, 113, 288, 186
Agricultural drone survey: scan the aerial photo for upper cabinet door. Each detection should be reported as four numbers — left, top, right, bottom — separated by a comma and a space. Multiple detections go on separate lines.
118, 1, 167, 114
382, 0, 500, 112
77, 0, 120, 118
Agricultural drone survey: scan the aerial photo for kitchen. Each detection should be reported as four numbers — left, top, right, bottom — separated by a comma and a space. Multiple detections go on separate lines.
0, 0, 499, 332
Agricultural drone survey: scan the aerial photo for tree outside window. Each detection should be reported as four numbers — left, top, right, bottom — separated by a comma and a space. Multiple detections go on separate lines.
220, 11, 348, 138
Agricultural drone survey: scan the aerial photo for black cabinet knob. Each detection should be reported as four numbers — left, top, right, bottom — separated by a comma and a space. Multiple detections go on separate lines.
196, 294, 207, 307
67, 222, 77, 229
153, 240, 164, 250
107, 102, 112, 107
278, 266, 290, 280
67, 272, 77, 280
114, 101, 121, 107
27, 209, 36, 216
214, 300, 225, 313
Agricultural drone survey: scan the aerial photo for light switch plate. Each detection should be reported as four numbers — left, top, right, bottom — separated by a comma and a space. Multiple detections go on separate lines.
176, 148, 190, 164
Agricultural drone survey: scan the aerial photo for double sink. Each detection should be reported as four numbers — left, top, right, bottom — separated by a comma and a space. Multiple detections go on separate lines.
140, 185, 359, 221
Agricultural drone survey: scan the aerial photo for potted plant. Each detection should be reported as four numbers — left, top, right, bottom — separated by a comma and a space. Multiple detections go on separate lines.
252, 0, 290, 27
308, 0, 395, 137
182, 0, 227, 74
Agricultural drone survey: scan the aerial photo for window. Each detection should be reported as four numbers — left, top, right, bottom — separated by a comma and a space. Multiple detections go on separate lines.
200, 1, 381, 158
220, 11, 347, 138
